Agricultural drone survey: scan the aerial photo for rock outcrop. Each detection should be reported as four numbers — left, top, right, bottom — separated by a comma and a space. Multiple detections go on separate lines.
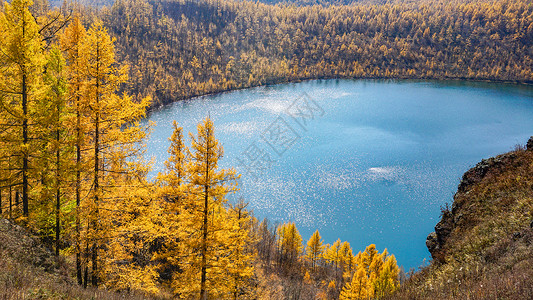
426, 150, 521, 261
527, 136, 533, 151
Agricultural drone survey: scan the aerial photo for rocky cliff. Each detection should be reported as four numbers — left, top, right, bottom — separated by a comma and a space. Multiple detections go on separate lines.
426, 139, 533, 262
393, 137, 533, 299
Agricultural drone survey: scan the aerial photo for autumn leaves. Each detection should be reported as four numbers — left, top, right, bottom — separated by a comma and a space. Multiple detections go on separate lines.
152, 119, 254, 297
0, 1, 403, 298
275, 224, 400, 299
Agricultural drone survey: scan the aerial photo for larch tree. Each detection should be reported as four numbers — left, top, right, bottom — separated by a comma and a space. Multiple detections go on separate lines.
323, 239, 342, 278
0, 0, 46, 218
175, 117, 238, 299
37, 45, 72, 257
339, 241, 355, 276
373, 254, 399, 298
60, 15, 88, 285
339, 265, 369, 300
152, 120, 189, 285
305, 229, 324, 271
227, 200, 255, 299
276, 222, 303, 267
78, 19, 150, 287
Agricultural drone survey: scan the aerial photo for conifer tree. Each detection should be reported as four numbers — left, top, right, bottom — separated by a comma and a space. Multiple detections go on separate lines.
0, 0, 45, 218
78, 19, 150, 287
227, 200, 255, 299
340, 265, 369, 300
174, 117, 238, 299
305, 229, 324, 271
323, 239, 342, 278
339, 241, 355, 276
276, 222, 303, 268
152, 121, 188, 284
373, 254, 399, 298
60, 15, 87, 285
40, 45, 71, 256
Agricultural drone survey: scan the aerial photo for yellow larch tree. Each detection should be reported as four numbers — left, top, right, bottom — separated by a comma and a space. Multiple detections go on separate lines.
342, 245, 400, 299
340, 264, 369, 300
276, 222, 303, 267
36, 45, 74, 258
373, 254, 400, 298
60, 15, 88, 285
78, 19, 151, 287
152, 120, 189, 288
0, 0, 45, 218
305, 229, 324, 271
226, 200, 256, 299
323, 239, 342, 278
339, 241, 355, 276
173, 117, 239, 299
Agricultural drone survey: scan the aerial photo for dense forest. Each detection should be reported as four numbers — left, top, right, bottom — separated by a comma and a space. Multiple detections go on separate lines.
95, 0, 533, 107
0, 0, 402, 298
0, 0, 531, 298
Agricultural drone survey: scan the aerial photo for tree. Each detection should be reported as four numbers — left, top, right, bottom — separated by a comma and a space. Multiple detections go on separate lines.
0, 0, 46, 218
340, 241, 355, 282
60, 15, 87, 286
277, 222, 303, 268
227, 200, 255, 299
305, 229, 324, 271
174, 117, 238, 299
340, 264, 369, 300
373, 254, 399, 298
79, 19, 150, 287
40, 45, 71, 257
152, 121, 188, 285
323, 239, 342, 278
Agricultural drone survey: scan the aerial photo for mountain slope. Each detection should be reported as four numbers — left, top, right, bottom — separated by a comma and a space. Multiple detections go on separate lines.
0, 219, 145, 299
394, 138, 533, 299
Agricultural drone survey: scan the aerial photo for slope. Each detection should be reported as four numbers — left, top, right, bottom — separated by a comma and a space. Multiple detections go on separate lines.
393, 137, 533, 299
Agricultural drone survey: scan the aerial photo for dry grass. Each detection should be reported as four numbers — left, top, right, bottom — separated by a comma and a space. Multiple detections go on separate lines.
0, 219, 147, 300
390, 148, 533, 299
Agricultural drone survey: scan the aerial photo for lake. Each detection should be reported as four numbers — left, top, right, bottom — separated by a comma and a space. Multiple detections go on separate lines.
144, 79, 533, 270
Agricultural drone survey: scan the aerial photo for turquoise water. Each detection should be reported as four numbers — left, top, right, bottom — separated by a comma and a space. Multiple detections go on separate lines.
144, 79, 533, 270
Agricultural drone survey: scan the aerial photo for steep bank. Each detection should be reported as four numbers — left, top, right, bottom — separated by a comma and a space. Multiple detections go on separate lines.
394, 138, 533, 299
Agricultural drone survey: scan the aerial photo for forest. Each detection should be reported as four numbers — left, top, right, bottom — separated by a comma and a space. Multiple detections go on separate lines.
0, 0, 402, 298
99, 0, 533, 107
0, 0, 531, 298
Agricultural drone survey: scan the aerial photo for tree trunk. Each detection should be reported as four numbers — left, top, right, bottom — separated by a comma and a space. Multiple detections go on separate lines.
92, 99, 99, 287
76, 96, 82, 285
21, 14, 29, 217
200, 133, 211, 300
55, 109, 61, 256
91, 56, 101, 287
22, 72, 28, 215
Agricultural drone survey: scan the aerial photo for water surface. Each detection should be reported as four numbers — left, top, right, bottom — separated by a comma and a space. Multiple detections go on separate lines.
145, 79, 533, 270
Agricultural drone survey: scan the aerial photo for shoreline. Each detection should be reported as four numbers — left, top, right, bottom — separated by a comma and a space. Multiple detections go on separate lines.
146, 75, 533, 115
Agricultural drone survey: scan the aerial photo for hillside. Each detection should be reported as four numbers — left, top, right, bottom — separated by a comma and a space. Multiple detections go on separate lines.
97, 0, 533, 108
392, 138, 533, 299
0, 219, 145, 299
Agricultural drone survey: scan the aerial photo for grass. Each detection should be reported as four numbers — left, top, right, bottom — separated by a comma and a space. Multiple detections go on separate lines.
389, 147, 533, 299
0, 219, 147, 300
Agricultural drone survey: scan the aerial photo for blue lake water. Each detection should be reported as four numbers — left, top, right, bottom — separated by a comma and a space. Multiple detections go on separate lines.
144, 79, 533, 270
